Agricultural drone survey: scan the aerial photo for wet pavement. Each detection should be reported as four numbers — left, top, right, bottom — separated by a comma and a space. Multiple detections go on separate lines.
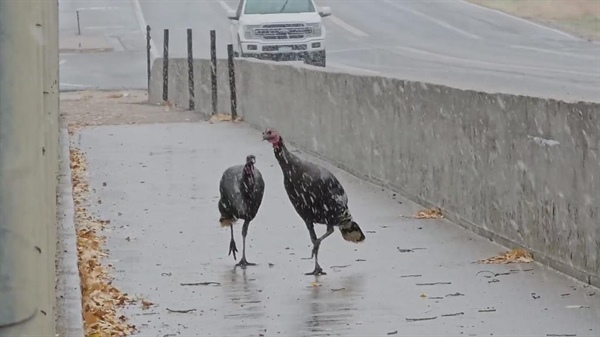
73, 121, 599, 336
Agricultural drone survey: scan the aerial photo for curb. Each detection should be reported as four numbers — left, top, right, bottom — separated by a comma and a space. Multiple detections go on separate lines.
55, 128, 85, 337
59, 47, 113, 54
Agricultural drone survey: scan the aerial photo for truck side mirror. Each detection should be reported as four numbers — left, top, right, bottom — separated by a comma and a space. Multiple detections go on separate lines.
227, 9, 239, 20
319, 6, 332, 17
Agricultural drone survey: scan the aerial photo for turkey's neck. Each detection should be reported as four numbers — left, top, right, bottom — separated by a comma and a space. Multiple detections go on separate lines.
241, 164, 256, 196
273, 138, 299, 172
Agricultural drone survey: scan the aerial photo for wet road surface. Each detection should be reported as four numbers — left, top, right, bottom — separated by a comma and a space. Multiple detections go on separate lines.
138, 0, 600, 102
74, 121, 600, 336
58, 0, 600, 101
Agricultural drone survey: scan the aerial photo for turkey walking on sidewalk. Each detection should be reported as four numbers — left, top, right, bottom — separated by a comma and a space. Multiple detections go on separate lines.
262, 128, 365, 276
218, 154, 265, 268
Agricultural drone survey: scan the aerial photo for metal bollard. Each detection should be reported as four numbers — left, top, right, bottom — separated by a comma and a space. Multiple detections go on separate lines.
210, 30, 217, 115
227, 44, 237, 120
146, 25, 151, 90
162, 29, 169, 102
187, 28, 195, 110
76, 10, 81, 35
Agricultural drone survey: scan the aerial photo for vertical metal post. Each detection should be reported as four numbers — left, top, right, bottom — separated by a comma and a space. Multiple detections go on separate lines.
76, 10, 81, 35
162, 28, 169, 102
210, 30, 217, 115
227, 44, 237, 120
146, 25, 151, 90
187, 28, 195, 110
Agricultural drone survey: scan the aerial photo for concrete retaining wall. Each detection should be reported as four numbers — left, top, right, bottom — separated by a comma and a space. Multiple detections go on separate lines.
1, 1, 59, 335
149, 57, 599, 287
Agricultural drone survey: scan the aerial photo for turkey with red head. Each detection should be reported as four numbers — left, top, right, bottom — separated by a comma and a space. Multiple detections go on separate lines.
262, 128, 365, 275
218, 154, 265, 268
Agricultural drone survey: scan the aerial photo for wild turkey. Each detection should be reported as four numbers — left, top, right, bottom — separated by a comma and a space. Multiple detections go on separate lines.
218, 154, 265, 268
262, 128, 365, 275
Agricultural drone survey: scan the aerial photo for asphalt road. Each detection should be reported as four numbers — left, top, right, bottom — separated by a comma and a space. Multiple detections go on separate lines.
75, 121, 600, 336
59, 0, 600, 102
135, 0, 600, 102
59, 0, 148, 90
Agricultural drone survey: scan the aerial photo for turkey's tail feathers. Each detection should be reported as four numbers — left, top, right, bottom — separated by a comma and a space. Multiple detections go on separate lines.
339, 221, 366, 243
219, 216, 238, 227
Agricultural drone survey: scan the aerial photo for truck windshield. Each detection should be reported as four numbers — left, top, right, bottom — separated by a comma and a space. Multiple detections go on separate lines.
243, 0, 315, 15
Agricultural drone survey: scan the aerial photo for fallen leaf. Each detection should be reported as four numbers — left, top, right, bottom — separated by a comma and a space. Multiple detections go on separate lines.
141, 300, 154, 309
70, 147, 136, 337
478, 248, 534, 264
310, 282, 321, 287
208, 113, 243, 124
166, 308, 196, 313
441, 312, 464, 317
406, 316, 437, 322
414, 207, 443, 219
420, 293, 427, 298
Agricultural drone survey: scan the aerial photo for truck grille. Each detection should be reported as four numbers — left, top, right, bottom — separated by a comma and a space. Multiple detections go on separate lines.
262, 44, 307, 51
254, 23, 312, 40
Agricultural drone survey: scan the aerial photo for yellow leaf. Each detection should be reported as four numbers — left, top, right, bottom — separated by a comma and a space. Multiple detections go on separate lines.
478, 248, 534, 264
70, 147, 136, 337
208, 113, 243, 124
414, 207, 443, 219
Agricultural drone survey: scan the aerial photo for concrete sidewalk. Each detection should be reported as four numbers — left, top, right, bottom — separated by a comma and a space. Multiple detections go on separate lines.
64, 106, 599, 336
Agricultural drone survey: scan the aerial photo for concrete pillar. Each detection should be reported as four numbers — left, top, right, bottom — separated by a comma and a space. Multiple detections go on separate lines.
0, 0, 58, 335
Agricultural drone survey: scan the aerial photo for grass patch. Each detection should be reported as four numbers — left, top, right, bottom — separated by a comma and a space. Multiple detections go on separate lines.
469, 0, 600, 40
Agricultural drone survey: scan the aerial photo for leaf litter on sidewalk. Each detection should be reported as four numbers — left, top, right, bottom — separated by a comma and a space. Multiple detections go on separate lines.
208, 113, 243, 123
400, 207, 444, 219
70, 141, 137, 337
478, 248, 534, 264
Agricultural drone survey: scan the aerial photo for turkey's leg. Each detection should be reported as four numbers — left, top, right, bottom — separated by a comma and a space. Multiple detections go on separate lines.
236, 220, 256, 268
305, 224, 334, 276
301, 221, 319, 260
228, 222, 238, 260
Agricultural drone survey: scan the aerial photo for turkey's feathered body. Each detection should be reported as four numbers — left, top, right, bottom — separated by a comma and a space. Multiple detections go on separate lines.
275, 146, 350, 226
218, 165, 265, 222
267, 134, 364, 275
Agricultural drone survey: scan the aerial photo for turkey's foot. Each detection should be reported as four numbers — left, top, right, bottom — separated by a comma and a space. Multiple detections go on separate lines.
235, 257, 257, 268
228, 239, 238, 261
305, 264, 326, 276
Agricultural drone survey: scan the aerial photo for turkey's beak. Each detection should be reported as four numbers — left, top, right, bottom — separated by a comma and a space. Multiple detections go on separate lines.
261, 133, 268, 141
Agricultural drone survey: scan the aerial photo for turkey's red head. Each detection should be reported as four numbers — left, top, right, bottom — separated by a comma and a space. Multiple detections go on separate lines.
262, 128, 281, 148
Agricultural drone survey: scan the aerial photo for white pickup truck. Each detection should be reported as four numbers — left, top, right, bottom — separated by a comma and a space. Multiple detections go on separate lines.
227, 0, 331, 67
